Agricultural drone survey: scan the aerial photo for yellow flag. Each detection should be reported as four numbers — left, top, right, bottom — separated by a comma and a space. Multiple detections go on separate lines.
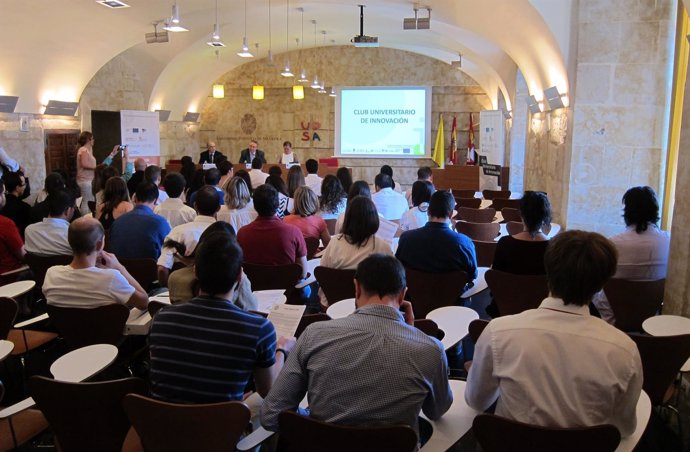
432, 113, 445, 168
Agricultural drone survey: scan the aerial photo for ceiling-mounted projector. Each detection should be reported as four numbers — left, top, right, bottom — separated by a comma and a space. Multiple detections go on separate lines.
352, 5, 379, 48
145, 22, 169, 44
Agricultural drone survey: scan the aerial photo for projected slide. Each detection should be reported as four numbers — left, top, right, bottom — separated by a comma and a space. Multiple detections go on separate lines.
336, 87, 430, 158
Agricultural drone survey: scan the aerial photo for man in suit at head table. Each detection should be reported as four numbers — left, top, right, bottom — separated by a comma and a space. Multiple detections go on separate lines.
198, 141, 225, 165
239, 140, 266, 165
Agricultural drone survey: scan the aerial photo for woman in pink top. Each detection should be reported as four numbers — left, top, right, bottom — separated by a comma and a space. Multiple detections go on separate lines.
76, 131, 97, 215
284, 186, 331, 247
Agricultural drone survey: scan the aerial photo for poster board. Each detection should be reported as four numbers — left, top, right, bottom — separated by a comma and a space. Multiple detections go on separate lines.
478, 110, 506, 190
120, 110, 161, 165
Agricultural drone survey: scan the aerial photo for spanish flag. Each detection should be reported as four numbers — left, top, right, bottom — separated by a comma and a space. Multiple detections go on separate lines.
432, 113, 444, 168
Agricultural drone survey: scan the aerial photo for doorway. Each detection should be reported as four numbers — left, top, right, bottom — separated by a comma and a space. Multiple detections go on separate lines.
44, 130, 80, 181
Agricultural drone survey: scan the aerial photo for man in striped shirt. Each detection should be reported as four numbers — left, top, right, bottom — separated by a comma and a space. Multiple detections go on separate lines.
149, 230, 295, 403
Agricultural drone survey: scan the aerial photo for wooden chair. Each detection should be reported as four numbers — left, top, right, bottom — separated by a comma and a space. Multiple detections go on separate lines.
456, 207, 496, 223
124, 394, 250, 452
468, 319, 490, 343
242, 263, 303, 292
485, 270, 549, 317
295, 313, 330, 338
473, 240, 497, 267
118, 258, 159, 292
472, 414, 620, 452
325, 218, 338, 235
501, 207, 522, 223
455, 221, 500, 241
147, 300, 168, 317
277, 410, 418, 452
28, 376, 146, 452
46, 304, 129, 350
24, 253, 72, 299
404, 268, 469, 319
454, 197, 482, 209
489, 198, 521, 211
304, 237, 321, 260
0, 380, 50, 451
1, 297, 57, 357
482, 189, 511, 200
506, 221, 524, 236
604, 278, 665, 332
314, 267, 356, 305
414, 318, 443, 341
452, 189, 477, 198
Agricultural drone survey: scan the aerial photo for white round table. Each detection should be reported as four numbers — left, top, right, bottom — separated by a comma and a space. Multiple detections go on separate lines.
426, 306, 479, 350
0, 280, 36, 298
50, 344, 118, 382
254, 290, 288, 315
0, 340, 14, 362
642, 315, 690, 372
326, 298, 357, 319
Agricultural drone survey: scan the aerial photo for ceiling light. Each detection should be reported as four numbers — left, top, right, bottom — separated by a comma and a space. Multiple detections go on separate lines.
296, 9, 308, 82
171, 3, 180, 23
329, 87, 336, 97
253, 85, 265, 100
163, 3, 188, 33
183, 112, 200, 122
96, 0, 130, 8
238, 0, 254, 57
280, 0, 293, 76
44, 100, 79, 116
298, 69, 308, 83
156, 110, 171, 121
311, 76, 320, 89
526, 95, 542, 114
544, 86, 566, 110
293, 85, 304, 100
281, 63, 294, 77
213, 84, 225, 98
266, 0, 274, 66
0, 96, 19, 113
207, 1, 224, 47
318, 82, 326, 94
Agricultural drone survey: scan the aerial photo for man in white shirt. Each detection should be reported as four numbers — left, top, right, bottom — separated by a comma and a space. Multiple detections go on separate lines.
304, 159, 323, 196
157, 186, 220, 286
372, 173, 408, 220
249, 157, 269, 188
145, 165, 169, 206
43, 216, 149, 309
154, 173, 196, 228
406, 166, 433, 207
24, 190, 74, 256
465, 230, 643, 437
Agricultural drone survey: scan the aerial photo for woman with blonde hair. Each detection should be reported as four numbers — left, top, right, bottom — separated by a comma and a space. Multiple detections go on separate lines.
217, 176, 257, 233
284, 186, 330, 246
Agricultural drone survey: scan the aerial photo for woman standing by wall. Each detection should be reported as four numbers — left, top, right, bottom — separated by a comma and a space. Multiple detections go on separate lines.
75, 131, 97, 215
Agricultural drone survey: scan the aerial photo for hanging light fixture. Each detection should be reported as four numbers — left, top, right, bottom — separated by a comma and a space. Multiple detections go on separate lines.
317, 30, 328, 93
213, 84, 225, 98
329, 87, 336, 97
237, 0, 254, 57
266, 0, 274, 65
281, 0, 293, 76
293, 85, 305, 99
310, 20, 319, 88
253, 44, 264, 99
207, 0, 225, 46
163, 0, 188, 32
297, 8, 308, 82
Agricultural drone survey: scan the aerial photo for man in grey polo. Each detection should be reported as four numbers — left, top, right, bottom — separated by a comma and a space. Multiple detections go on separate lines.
260, 254, 452, 436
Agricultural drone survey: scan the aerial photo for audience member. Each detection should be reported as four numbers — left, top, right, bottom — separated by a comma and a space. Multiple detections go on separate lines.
109, 182, 170, 259
157, 186, 220, 286
145, 165, 168, 205
406, 166, 433, 207
237, 184, 308, 278
95, 177, 133, 230
304, 159, 323, 196
396, 190, 477, 280
0, 180, 25, 274
268, 165, 282, 178
93, 165, 119, 208
43, 216, 148, 309
217, 159, 234, 188
284, 186, 331, 247
593, 186, 671, 323
318, 175, 347, 220
334, 180, 373, 235
198, 141, 225, 165
239, 139, 266, 165
75, 131, 97, 215
150, 229, 294, 403
249, 157, 269, 188
0, 171, 31, 237
30, 172, 80, 224
336, 166, 353, 194
279, 141, 298, 164
287, 165, 305, 198
154, 172, 196, 228
217, 176, 257, 233
372, 173, 408, 220
0, 146, 21, 179
261, 254, 452, 436
264, 175, 293, 219
380, 164, 401, 192
465, 230, 642, 437
24, 190, 75, 256
400, 180, 434, 231
126, 157, 147, 197
235, 169, 253, 195
187, 168, 225, 206
179, 156, 196, 191
100, 144, 133, 182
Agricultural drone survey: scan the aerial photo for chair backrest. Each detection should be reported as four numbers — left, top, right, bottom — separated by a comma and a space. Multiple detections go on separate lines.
489, 198, 521, 211
0, 297, 18, 339
455, 221, 500, 242
46, 304, 130, 350
124, 394, 250, 452
472, 414, 621, 452
24, 253, 72, 297
454, 197, 482, 209
414, 318, 443, 340
506, 221, 524, 236
473, 240, 497, 267
457, 207, 496, 223
295, 313, 331, 338
404, 267, 469, 319
501, 207, 522, 223
147, 300, 168, 317
314, 267, 356, 305
242, 263, 302, 292
485, 269, 549, 316
304, 237, 321, 260
604, 278, 665, 332
118, 258, 158, 292
628, 333, 690, 405
468, 319, 490, 344
278, 410, 418, 452
325, 218, 338, 235
28, 376, 146, 452
452, 189, 476, 198
482, 189, 512, 200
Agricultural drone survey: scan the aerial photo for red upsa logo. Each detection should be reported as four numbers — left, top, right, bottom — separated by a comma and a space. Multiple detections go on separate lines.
300, 121, 321, 142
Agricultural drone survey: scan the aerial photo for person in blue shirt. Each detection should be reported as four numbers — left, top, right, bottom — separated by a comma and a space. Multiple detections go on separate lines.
395, 190, 477, 282
109, 182, 171, 260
